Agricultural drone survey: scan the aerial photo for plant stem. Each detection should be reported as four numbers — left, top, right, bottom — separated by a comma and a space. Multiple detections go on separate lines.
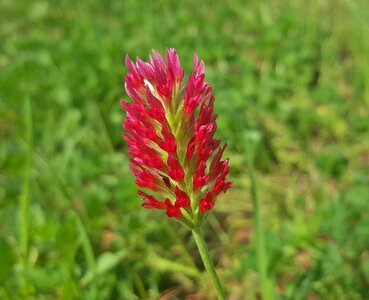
249, 163, 269, 298
246, 140, 273, 300
192, 227, 226, 300
19, 97, 32, 296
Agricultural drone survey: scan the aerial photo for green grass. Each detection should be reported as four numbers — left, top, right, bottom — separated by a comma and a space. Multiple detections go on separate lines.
1, 0, 369, 298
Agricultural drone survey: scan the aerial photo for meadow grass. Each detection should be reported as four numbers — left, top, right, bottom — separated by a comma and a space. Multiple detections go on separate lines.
1, 0, 369, 298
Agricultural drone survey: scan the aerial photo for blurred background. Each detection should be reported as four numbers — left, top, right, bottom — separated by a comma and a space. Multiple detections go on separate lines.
1, 0, 369, 299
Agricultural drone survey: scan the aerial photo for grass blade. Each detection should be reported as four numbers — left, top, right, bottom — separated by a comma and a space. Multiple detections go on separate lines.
18, 97, 33, 295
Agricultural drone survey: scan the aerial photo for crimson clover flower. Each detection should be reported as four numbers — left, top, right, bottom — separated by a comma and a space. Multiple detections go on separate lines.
121, 49, 231, 226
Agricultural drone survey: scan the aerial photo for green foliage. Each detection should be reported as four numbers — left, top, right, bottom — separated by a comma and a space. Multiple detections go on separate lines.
1, 0, 369, 298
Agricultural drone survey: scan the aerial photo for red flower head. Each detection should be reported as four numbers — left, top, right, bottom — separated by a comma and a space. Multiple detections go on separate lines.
122, 49, 231, 226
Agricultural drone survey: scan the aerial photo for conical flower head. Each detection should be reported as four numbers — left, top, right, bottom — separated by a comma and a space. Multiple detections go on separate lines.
122, 49, 231, 226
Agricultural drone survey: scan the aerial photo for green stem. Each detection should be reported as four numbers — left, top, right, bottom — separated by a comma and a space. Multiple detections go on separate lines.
19, 97, 32, 296
247, 143, 273, 300
249, 164, 267, 296
191, 227, 226, 300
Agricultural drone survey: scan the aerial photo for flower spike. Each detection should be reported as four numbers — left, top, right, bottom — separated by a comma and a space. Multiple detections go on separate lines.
122, 49, 231, 225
